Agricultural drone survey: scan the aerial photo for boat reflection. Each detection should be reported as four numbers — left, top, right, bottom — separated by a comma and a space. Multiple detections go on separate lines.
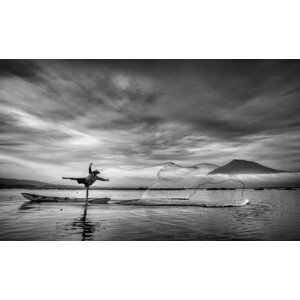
19, 201, 41, 212
19, 201, 97, 240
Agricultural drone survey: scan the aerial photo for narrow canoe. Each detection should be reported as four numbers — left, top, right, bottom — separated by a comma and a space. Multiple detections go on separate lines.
21, 193, 110, 204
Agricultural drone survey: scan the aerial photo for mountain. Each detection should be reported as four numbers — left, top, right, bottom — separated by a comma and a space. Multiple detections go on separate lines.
193, 163, 220, 174
208, 159, 288, 175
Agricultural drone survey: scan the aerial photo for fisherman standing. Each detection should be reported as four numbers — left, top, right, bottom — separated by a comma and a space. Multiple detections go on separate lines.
63, 163, 109, 199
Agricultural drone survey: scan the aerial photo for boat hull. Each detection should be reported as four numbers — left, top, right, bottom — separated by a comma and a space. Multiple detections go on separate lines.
21, 193, 110, 204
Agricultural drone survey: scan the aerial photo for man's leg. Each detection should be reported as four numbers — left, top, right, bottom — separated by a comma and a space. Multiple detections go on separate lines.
86, 186, 89, 201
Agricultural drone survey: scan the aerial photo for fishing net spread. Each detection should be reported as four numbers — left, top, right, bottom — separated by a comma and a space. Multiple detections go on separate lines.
95, 162, 249, 207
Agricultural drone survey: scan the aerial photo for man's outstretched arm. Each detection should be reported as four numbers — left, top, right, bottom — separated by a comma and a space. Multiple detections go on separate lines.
89, 163, 93, 174
96, 176, 109, 181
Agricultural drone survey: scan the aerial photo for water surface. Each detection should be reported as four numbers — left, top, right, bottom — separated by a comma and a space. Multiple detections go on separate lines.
0, 189, 299, 240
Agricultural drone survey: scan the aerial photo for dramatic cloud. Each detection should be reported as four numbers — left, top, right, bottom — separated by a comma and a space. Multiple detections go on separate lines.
0, 60, 299, 184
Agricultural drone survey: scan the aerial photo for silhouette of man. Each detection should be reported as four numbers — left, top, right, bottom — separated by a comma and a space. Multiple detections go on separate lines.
63, 163, 109, 189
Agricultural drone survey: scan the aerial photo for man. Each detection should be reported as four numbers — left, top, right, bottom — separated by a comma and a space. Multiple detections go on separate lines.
63, 163, 109, 198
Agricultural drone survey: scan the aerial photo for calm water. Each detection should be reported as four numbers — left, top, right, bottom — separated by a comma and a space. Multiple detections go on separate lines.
0, 188, 299, 240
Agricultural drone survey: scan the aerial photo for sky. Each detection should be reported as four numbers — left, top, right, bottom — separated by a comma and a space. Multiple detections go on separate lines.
0, 60, 299, 185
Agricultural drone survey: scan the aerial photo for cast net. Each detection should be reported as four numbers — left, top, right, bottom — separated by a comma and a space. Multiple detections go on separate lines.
95, 162, 248, 207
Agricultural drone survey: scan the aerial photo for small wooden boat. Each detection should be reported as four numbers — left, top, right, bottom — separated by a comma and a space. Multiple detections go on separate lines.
21, 193, 110, 204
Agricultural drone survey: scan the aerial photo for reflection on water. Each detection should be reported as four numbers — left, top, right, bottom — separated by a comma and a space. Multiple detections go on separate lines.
0, 188, 299, 240
19, 200, 98, 240
65, 203, 97, 241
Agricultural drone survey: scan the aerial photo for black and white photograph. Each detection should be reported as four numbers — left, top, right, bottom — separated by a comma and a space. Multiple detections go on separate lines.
0, 59, 299, 241
1, 2, 300, 300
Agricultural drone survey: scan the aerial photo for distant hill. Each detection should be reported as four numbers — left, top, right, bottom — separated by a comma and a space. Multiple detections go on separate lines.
0, 178, 147, 190
209, 159, 288, 175
193, 163, 220, 174
0, 178, 88, 189
0, 178, 53, 188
